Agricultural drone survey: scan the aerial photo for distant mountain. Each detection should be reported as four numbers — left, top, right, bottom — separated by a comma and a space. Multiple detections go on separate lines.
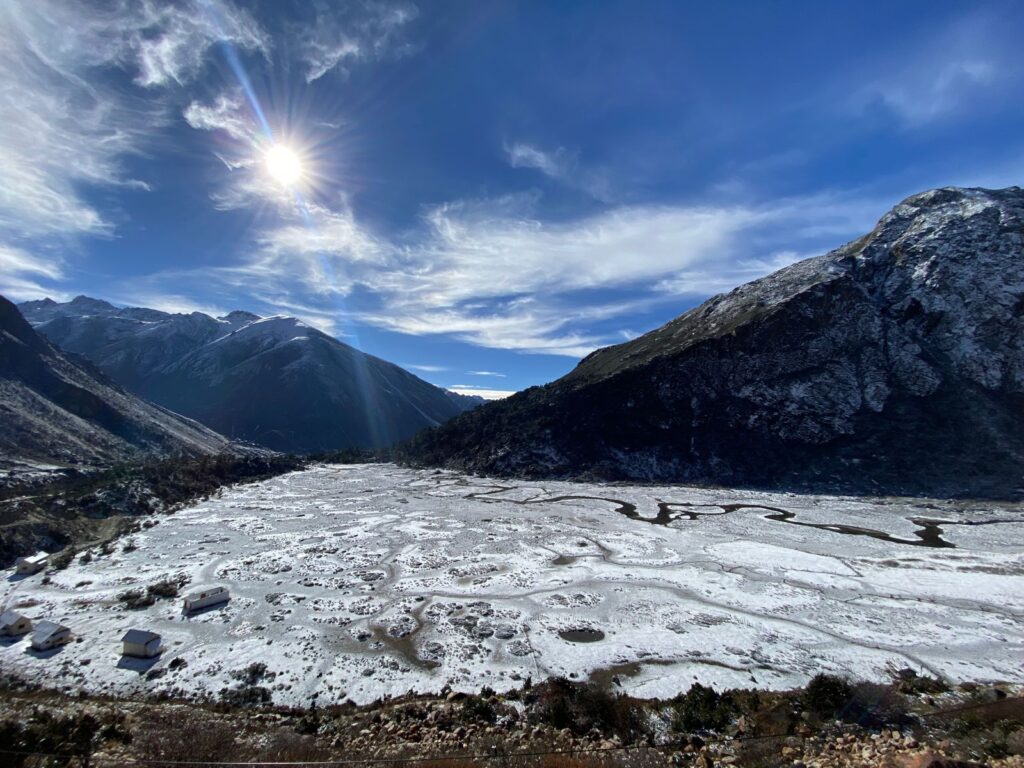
21, 299, 476, 453
401, 187, 1024, 497
0, 295, 226, 468
444, 390, 487, 410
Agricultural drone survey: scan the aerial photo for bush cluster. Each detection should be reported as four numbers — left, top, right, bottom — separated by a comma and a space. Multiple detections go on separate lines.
529, 678, 647, 742
671, 683, 737, 733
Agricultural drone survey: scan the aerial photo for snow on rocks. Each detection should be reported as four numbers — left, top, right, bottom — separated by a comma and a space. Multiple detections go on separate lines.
1, 463, 1021, 705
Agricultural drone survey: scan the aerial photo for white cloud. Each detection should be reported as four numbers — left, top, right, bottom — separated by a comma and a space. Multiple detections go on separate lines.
0, 246, 67, 301
0, 0, 269, 301
506, 143, 570, 179
126, 1, 269, 88
130, 184, 885, 357
0, 246, 62, 282
297, 1, 418, 82
114, 293, 231, 319
447, 386, 516, 401
505, 142, 613, 202
184, 93, 260, 144
468, 371, 506, 378
406, 364, 449, 373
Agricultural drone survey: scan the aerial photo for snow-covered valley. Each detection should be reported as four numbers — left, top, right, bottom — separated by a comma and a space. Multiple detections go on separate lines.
2, 463, 1022, 705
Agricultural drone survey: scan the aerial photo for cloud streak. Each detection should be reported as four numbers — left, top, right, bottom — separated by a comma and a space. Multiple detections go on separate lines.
505, 142, 613, 202
296, 1, 418, 82
124, 184, 886, 357
848, 12, 1012, 127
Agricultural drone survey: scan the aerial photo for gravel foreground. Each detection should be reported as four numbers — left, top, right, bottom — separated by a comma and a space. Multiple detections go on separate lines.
1, 676, 1021, 767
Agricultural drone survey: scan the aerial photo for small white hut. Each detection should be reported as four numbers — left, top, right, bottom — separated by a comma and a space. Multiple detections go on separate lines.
121, 629, 162, 658
30, 620, 71, 651
0, 610, 32, 637
15, 552, 49, 575
182, 586, 229, 613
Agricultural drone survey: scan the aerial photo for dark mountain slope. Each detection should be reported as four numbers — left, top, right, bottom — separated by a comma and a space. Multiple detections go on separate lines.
401, 187, 1024, 497
0, 296, 226, 468
20, 300, 474, 453
144, 316, 471, 452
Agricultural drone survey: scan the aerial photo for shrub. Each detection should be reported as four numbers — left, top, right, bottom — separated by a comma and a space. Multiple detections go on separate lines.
840, 682, 912, 728
231, 662, 274, 686
136, 712, 237, 762
463, 696, 497, 724
50, 549, 74, 570
220, 685, 272, 707
803, 674, 852, 719
0, 710, 100, 768
118, 589, 155, 610
146, 579, 179, 599
671, 683, 737, 732
530, 678, 647, 742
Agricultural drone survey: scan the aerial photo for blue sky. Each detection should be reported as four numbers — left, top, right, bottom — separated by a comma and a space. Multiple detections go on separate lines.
2, 0, 1023, 397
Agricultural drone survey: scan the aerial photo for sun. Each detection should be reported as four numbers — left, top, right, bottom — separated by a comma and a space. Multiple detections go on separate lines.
265, 144, 303, 186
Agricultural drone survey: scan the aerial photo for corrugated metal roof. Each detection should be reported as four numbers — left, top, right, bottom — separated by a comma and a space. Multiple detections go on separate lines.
0, 610, 25, 625
31, 620, 67, 640
121, 629, 160, 644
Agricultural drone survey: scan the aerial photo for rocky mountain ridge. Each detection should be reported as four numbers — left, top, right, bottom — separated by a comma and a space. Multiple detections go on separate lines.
401, 186, 1024, 497
0, 295, 227, 468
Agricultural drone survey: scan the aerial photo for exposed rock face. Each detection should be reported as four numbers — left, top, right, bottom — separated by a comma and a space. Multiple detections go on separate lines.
20, 299, 475, 453
402, 187, 1024, 497
0, 295, 227, 468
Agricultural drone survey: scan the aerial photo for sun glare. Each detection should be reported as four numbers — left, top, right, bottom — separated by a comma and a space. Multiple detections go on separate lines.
265, 144, 302, 186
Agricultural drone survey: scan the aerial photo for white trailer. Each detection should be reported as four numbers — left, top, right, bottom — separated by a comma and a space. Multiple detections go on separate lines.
182, 586, 230, 613
15, 552, 49, 575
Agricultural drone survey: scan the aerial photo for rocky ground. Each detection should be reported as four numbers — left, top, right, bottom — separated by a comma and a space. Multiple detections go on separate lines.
0, 452, 305, 566
1, 674, 1021, 767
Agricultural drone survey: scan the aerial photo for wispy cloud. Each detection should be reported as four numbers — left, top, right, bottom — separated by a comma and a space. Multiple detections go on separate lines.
848, 13, 1012, 128
296, 1, 418, 82
505, 142, 613, 202
0, 0, 269, 300
0, 245, 66, 301
468, 371, 506, 378
184, 93, 260, 144
406, 364, 448, 373
126, 184, 885, 357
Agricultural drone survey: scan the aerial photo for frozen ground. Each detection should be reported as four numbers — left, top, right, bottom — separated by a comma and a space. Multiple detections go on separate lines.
2, 463, 1022, 705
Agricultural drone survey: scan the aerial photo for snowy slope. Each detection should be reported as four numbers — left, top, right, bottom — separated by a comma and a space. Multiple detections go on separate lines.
0, 296, 227, 468
1, 463, 1020, 705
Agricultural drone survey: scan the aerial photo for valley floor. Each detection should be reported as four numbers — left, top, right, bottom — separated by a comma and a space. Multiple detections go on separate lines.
1, 463, 1022, 705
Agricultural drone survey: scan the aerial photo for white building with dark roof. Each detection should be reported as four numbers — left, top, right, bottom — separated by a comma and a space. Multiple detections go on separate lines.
0, 610, 32, 637
121, 629, 162, 658
30, 620, 71, 651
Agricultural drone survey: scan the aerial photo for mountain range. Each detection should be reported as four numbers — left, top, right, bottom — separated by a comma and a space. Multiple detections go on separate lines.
401, 186, 1024, 497
0, 295, 226, 469
19, 297, 480, 453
